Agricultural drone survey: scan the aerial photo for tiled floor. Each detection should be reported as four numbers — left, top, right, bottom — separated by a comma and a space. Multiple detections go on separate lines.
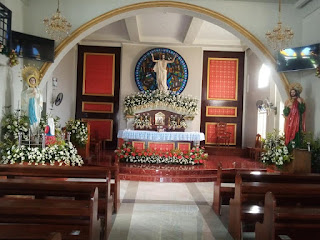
109, 181, 235, 240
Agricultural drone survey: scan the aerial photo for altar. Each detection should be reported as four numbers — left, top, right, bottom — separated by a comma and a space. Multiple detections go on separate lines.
117, 129, 205, 152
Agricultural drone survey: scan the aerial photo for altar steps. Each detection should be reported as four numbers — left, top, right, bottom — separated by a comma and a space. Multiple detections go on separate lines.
119, 173, 216, 182
119, 164, 216, 182
205, 146, 249, 157
94, 149, 265, 183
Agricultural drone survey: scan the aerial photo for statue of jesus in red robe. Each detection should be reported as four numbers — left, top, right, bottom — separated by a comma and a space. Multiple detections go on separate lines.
283, 83, 306, 150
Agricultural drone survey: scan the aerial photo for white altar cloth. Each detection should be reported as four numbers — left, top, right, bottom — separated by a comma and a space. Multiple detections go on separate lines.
117, 130, 205, 142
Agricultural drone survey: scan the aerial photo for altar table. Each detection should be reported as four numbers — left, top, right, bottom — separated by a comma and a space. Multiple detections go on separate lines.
117, 130, 205, 142
117, 130, 205, 152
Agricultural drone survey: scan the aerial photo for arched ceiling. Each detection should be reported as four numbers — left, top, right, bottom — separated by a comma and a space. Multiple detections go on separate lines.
81, 12, 243, 50
80, 0, 306, 49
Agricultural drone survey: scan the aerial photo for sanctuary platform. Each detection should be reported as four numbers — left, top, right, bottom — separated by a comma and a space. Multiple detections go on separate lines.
91, 147, 265, 182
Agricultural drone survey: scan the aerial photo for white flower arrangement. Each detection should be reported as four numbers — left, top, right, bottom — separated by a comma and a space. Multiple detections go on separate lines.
1, 112, 29, 144
124, 90, 198, 117
168, 115, 187, 130
65, 119, 88, 147
0, 142, 84, 166
260, 130, 293, 168
0, 113, 84, 166
133, 114, 152, 130
179, 118, 187, 129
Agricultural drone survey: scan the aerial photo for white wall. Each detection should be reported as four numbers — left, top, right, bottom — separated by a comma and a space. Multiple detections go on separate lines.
0, 0, 24, 31
243, 49, 283, 147
0, 0, 24, 135
299, 6, 320, 137
119, 44, 203, 131
243, 50, 267, 147
50, 47, 78, 127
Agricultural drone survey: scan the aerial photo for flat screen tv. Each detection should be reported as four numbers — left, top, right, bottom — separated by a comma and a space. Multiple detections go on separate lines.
277, 43, 320, 72
11, 31, 55, 62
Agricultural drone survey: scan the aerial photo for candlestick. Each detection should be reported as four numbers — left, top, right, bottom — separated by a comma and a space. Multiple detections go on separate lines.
42, 133, 45, 149
28, 129, 31, 147
18, 132, 22, 147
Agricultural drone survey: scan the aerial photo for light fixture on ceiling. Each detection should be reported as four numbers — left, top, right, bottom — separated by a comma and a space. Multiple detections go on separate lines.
43, 0, 72, 41
265, 0, 294, 51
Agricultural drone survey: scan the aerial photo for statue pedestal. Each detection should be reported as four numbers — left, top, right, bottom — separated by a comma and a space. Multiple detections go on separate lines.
284, 149, 311, 173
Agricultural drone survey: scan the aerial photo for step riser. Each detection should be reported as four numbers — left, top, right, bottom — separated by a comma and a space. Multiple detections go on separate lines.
120, 169, 216, 175
120, 175, 216, 182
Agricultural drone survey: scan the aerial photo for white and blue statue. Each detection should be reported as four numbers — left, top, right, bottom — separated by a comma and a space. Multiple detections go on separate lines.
21, 66, 43, 135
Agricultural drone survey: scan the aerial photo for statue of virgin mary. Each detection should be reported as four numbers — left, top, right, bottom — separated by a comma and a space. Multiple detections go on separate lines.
21, 66, 43, 135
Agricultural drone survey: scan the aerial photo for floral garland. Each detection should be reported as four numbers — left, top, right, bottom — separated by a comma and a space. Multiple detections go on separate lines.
0, 43, 19, 67
115, 142, 208, 165
65, 119, 88, 147
124, 90, 198, 117
260, 129, 293, 168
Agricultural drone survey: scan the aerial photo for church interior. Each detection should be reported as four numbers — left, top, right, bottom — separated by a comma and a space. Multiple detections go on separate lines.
1, 0, 320, 239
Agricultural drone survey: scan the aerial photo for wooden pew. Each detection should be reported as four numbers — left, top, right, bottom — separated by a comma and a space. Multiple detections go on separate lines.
228, 173, 320, 240
0, 179, 100, 240
0, 232, 62, 240
213, 164, 267, 215
255, 191, 320, 240
0, 164, 115, 239
0, 163, 120, 214
0, 167, 112, 240
48, 233, 62, 240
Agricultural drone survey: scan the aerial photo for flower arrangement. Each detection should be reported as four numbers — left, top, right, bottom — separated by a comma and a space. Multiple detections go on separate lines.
65, 119, 88, 147
0, 142, 83, 166
8, 49, 19, 67
168, 115, 187, 130
124, 90, 198, 117
0, 113, 84, 166
0, 44, 19, 67
1, 111, 29, 144
133, 113, 152, 130
115, 142, 208, 165
260, 130, 293, 168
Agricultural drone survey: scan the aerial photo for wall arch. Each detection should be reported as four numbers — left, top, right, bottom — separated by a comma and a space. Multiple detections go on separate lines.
39, 1, 289, 99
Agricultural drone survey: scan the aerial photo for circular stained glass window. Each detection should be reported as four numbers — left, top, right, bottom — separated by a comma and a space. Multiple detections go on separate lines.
134, 48, 188, 94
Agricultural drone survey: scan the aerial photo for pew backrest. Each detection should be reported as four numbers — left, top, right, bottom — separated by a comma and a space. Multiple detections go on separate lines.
0, 182, 100, 240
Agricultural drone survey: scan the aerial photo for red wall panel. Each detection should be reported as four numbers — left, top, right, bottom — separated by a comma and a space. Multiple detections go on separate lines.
83, 53, 115, 96
207, 58, 238, 100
